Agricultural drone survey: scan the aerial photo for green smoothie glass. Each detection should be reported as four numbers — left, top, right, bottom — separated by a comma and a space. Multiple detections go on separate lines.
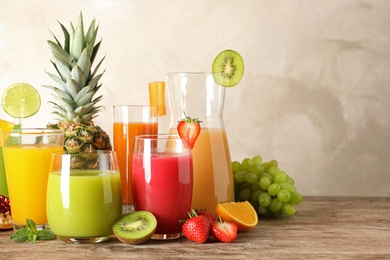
47, 151, 122, 243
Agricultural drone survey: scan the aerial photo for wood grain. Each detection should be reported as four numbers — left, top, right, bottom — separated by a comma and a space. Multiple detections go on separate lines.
0, 197, 389, 259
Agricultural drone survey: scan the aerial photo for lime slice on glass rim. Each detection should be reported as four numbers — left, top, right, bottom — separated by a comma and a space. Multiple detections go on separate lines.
2, 83, 41, 118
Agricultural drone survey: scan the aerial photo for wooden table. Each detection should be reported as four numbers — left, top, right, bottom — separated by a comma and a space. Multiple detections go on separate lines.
1, 197, 389, 259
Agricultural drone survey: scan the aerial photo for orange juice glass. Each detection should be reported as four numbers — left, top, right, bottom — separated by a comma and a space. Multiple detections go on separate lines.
166, 72, 235, 215
113, 105, 158, 214
2, 128, 63, 230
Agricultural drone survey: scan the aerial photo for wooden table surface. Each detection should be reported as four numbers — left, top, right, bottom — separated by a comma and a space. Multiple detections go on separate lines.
0, 196, 389, 259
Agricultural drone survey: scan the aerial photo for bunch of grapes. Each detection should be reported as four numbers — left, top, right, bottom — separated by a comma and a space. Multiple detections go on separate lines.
232, 155, 303, 217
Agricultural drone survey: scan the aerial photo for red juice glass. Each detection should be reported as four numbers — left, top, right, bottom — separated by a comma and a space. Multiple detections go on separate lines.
132, 134, 193, 240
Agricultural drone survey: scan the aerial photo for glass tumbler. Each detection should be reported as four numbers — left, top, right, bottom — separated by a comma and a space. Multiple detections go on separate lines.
132, 134, 193, 240
47, 151, 122, 243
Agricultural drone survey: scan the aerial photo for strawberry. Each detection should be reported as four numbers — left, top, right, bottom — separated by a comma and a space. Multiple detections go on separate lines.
177, 114, 201, 149
211, 217, 238, 243
195, 209, 214, 228
182, 211, 210, 244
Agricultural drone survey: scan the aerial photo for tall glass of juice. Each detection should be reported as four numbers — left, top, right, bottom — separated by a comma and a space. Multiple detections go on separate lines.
2, 128, 64, 230
47, 151, 122, 244
166, 72, 234, 215
132, 134, 193, 240
113, 105, 158, 214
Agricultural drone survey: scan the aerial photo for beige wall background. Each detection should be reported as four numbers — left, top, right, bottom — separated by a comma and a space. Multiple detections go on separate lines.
1, 0, 389, 196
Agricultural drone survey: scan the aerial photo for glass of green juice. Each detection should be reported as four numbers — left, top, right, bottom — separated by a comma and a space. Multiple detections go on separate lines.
47, 150, 122, 244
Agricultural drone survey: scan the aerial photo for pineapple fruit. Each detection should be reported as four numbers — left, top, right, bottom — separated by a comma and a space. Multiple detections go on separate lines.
44, 13, 112, 154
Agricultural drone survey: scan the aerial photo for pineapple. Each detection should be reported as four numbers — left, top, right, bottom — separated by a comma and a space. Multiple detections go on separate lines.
44, 13, 112, 154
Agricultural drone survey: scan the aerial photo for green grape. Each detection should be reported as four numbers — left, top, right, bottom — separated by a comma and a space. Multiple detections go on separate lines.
259, 176, 271, 190
269, 198, 282, 212
251, 181, 261, 191
252, 155, 262, 164
239, 188, 252, 201
265, 159, 278, 170
281, 202, 296, 215
286, 177, 295, 185
274, 171, 287, 184
241, 158, 252, 170
289, 191, 303, 204
234, 170, 247, 183
260, 172, 273, 183
258, 205, 268, 216
250, 200, 259, 210
280, 183, 296, 193
246, 172, 259, 184
251, 163, 265, 175
252, 190, 263, 201
258, 192, 272, 207
268, 183, 281, 196
232, 161, 242, 173
261, 161, 269, 170
268, 167, 280, 177
277, 189, 291, 202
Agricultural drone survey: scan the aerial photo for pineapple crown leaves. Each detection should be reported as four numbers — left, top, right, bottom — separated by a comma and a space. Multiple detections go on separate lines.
44, 12, 105, 124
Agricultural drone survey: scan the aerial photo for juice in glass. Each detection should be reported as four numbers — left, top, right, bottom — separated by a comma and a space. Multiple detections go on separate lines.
113, 120, 158, 211
132, 134, 193, 239
47, 170, 122, 238
4, 143, 63, 226
171, 127, 234, 215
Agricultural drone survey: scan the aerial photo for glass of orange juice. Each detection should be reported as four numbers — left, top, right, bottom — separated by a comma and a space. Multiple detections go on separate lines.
113, 105, 158, 214
2, 128, 64, 230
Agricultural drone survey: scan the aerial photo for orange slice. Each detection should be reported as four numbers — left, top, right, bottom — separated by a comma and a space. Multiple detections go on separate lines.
215, 201, 258, 231
148, 81, 166, 116
0, 119, 15, 145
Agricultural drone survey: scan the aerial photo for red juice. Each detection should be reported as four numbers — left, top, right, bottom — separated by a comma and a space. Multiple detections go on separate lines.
132, 153, 193, 235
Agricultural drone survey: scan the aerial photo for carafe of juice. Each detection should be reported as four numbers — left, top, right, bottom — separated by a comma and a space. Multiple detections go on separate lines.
166, 72, 234, 215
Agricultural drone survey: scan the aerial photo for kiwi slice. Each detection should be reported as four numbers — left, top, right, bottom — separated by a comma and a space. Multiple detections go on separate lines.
112, 211, 157, 245
212, 49, 245, 87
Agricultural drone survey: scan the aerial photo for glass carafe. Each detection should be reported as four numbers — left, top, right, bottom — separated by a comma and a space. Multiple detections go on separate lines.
166, 72, 234, 214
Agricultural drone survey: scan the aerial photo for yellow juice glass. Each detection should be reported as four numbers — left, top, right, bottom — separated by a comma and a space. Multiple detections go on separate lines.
2, 128, 63, 230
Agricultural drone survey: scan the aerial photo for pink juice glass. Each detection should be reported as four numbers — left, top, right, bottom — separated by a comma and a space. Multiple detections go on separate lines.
132, 134, 193, 240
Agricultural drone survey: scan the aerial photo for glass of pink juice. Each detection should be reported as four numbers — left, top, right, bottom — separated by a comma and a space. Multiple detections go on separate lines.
132, 134, 193, 240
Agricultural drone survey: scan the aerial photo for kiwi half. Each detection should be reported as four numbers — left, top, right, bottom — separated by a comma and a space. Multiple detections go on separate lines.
212, 49, 245, 87
112, 211, 157, 245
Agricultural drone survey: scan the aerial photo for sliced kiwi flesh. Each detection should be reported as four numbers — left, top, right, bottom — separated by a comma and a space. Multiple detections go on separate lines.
112, 211, 157, 245
212, 49, 245, 87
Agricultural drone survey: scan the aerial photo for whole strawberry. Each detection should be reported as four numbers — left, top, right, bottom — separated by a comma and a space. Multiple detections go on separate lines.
177, 114, 201, 149
182, 211, 210, 244
211, 217, 238, 243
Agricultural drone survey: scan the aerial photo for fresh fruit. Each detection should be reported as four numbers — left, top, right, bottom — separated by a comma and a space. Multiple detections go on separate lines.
0, 195, 12, 229
177, 114, 201, 149
44, 12, 112, 155
148, 81, 167, 116
2, 83, 41, 118
112, 211, 157, 245
182, 211, 210, 244
195, 209, 214, 227
232, 155, 304, 217
211, 217, 238, 243
212, 49, 244, 87
215, 201, 258, 231
0, 119, 15, 144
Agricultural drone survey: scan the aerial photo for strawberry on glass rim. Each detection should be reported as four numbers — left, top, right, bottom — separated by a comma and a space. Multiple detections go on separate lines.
177, 113, 201, 149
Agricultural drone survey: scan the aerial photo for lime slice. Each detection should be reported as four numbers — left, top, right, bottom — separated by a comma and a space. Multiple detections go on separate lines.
0, 119, 15, 144
2, 83, 41, 118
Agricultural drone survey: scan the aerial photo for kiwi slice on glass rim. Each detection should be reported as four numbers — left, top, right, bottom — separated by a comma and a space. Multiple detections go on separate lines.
212, 49, 245, 87
112, 211, 157, 245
